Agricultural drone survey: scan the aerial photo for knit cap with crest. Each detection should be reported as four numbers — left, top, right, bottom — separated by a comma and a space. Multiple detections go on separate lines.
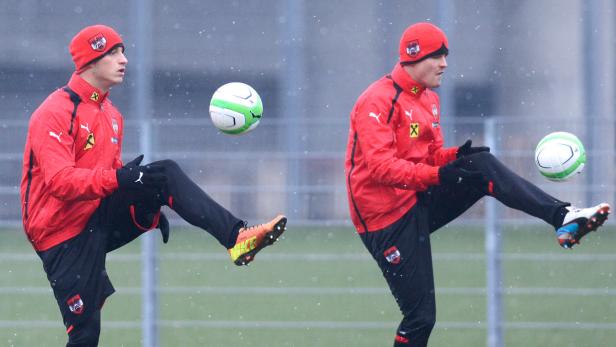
399, 22, 449, 64
69, 25, 124, 72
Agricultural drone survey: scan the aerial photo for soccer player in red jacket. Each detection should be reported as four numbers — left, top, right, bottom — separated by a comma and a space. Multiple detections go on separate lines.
344, 22, 610, 347
20, 24, 286, 346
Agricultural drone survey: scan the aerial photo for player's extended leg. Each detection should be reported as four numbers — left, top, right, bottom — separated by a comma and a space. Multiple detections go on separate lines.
360, 205, 436, 347
154, 159, 287, 264
107, 159, 287, 264
427, 152, 609, 247
431, 151, 569, 230
100, 159, 245, 252
153, 159, 244, 248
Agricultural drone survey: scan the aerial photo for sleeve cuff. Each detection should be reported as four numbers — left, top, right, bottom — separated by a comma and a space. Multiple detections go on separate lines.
105, 169, 119, 190
447, 147, 459, 162
424, 165, 441, 186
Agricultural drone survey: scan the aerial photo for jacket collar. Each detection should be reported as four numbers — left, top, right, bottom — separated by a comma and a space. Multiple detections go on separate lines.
390, 63, 426, 97
67, 73, 108, 104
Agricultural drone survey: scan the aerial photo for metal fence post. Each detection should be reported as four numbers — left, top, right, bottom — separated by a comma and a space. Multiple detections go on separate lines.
485, 118, 503, 347
131, 0, 158, 345
281, 0, 306, 222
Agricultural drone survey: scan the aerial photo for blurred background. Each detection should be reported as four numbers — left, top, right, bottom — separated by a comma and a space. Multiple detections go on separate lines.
1, 1, 615, 346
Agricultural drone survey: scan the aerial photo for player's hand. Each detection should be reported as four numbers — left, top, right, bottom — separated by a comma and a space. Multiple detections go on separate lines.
116, 154, 167, 190
158, 212, 170, 244
457, 139, 490, 158
438, 160, 486, 185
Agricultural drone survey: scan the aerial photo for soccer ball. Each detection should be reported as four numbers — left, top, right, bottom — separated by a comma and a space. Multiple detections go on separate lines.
209, 82, 263, 135
534, 131, 586, 181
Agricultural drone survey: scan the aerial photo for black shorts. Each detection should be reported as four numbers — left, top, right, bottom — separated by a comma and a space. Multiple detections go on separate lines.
37, 187, 163, 330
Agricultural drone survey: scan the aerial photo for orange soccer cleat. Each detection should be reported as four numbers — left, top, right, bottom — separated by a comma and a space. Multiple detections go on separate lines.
228, 215, 287, 265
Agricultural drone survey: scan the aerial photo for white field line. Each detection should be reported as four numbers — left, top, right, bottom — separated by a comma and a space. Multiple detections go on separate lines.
3, 252, 616, 262
1, 320, 615, 330
2, 286, 616, 296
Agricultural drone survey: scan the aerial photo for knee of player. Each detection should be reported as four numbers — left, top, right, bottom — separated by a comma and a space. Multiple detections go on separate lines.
157, 159, 181, 172
473, 150, 494, 162
466, 151, 498, 170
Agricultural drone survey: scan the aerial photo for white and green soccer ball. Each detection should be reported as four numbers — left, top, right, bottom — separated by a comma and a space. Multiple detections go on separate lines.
209, 82, 263, 135
534, 131, 586, 181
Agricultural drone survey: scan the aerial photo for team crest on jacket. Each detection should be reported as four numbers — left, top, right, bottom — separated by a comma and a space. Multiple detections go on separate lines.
406, 40, 420, 58
112, 118, 119, 134
410, 123, 419, 138
384, 246, 401, 264
89, 33, 107, 52
67, 294, 84, 314
432, 104, 438, 118
84, 133, 95, 150
90, 92, 100, 102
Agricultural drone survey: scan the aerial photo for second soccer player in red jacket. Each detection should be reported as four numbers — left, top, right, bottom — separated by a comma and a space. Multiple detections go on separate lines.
345, 22, 610, 347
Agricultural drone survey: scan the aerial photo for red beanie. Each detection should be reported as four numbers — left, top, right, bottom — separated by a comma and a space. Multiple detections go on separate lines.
69, 25, 124, 72
399, 22, 449, 64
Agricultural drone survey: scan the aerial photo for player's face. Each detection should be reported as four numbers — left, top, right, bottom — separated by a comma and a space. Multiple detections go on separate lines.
89, 46, 128, 90
405, 54, 448, 89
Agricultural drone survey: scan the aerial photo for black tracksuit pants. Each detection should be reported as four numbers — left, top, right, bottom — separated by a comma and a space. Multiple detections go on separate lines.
104, 159, 244, 252
359, 152, 569, 347
39, 159, 242, 347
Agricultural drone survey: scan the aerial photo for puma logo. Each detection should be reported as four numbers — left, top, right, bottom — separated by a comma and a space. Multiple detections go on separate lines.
368, 112, 382, 124
80, 123, 91, 133
134, 171, 144, 184
49, 131, 62, 143
405, 110, 413, 120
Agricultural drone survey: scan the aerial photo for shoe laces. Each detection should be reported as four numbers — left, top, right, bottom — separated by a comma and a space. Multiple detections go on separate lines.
571, 206, 584, 212
240, 223, 264, 234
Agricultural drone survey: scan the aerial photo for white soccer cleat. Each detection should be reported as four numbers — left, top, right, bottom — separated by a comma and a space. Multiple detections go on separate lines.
556, 203, 610, 249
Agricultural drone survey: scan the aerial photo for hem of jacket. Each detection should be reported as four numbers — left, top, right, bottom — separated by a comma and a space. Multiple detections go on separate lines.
353, 195, 418, 233
30, 227, 84, 252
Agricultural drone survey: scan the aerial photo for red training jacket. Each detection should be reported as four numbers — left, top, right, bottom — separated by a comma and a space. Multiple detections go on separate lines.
345, 63, 458, 233
20, 73, 124, 251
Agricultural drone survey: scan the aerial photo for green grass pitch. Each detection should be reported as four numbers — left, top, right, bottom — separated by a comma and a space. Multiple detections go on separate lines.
1, 224, 615, 346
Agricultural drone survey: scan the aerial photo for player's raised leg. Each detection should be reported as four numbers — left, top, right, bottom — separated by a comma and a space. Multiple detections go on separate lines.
144, 159, 287, 264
